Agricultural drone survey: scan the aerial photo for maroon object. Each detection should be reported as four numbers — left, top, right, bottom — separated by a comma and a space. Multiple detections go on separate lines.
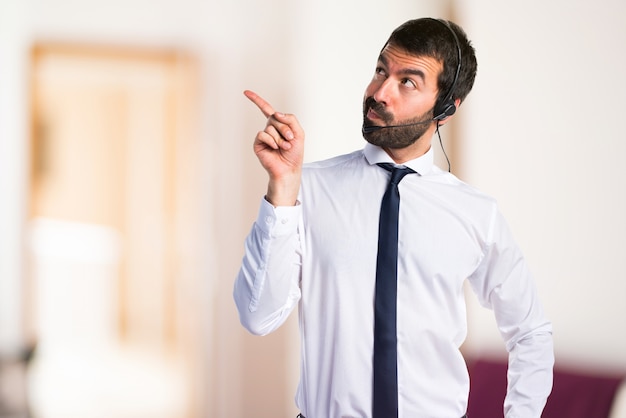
467, 358, 625, 418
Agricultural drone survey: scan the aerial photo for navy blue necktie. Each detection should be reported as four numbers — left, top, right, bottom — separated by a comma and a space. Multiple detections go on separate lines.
373, 163, 415, 418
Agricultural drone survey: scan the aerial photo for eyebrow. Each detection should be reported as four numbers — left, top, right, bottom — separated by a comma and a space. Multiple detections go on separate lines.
378, 54, 427, 82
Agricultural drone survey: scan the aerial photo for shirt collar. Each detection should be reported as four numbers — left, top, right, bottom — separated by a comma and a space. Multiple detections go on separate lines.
363, 143, 434, 176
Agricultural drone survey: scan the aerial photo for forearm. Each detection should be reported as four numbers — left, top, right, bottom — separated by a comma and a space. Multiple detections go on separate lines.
469, 207, 554, 417
504, 330, 554, 418
233, 198, 302, 336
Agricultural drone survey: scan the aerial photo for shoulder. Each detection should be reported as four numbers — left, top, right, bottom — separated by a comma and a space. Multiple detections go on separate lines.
300, 149, 376, 196
421, 166, 500, 217
302, 149, 371, 183
303, 149, 366, 172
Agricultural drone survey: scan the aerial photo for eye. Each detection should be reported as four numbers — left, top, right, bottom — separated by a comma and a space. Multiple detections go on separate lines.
374, 67, 387, 78
401, 78, 417, 89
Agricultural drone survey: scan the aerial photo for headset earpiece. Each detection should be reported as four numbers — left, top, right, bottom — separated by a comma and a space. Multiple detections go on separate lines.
433, 102, 457, 121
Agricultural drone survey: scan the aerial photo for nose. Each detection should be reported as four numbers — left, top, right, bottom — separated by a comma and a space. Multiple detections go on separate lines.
371, 78, 393, 106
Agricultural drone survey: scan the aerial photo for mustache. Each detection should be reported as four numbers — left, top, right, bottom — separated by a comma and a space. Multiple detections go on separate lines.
364, 97, 393, 123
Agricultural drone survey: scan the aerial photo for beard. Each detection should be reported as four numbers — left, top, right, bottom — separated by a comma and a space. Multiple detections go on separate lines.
362, 96, 434, 149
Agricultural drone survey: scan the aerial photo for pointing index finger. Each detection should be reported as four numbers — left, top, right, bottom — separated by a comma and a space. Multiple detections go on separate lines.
244, 90, 275, 118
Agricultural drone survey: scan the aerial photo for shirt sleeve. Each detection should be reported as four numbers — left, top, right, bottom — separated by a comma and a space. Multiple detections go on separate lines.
233, 197, 303, 336
468, 205, 554, 418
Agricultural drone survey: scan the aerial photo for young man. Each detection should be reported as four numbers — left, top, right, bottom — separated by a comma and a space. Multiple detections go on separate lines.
234, 18, 554, 418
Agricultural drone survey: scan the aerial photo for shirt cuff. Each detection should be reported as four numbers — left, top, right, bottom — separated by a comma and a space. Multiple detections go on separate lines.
256, 197, 301, 237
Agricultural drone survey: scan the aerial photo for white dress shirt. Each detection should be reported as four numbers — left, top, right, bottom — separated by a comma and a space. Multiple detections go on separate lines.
234, 143, 554, 418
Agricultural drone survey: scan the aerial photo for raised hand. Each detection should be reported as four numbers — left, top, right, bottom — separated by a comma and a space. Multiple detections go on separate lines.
244, 90, 304, 206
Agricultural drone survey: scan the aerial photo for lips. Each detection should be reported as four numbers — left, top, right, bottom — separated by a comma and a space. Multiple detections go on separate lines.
364, 97, 392, 125
367, 107, 382, 121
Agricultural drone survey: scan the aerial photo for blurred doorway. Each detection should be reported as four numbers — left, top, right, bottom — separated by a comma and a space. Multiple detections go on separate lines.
26, 43, 201, 418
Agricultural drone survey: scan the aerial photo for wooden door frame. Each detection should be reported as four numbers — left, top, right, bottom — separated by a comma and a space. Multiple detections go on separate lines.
27, 41, 202, 418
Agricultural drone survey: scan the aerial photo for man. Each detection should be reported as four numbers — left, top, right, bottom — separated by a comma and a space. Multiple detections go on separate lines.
234, 17, 554, 418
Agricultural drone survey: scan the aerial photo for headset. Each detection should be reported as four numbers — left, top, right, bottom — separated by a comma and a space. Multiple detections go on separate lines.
362, 19, 464, 172
432, 19, 462, 121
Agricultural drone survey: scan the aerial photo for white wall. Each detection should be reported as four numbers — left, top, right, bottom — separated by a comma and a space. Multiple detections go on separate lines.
0, 0, 30, 350
457, 0, 626, 369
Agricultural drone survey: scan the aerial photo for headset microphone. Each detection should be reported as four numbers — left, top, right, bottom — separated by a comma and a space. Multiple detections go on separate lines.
362, 119, 433, 134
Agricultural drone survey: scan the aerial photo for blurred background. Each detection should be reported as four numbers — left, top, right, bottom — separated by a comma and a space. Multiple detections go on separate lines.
0, 0, 625, 417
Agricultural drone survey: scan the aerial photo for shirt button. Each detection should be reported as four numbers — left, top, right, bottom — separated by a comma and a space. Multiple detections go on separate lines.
281, 218, 288, 225
265, 216, 274, 225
